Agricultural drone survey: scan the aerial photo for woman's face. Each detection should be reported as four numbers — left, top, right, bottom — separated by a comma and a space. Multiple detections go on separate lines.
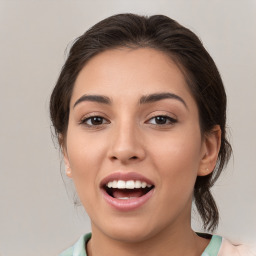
64, 48, 212, 242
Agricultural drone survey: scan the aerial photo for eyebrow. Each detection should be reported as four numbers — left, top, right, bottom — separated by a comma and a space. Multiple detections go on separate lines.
73, 92, 187, 109
140, 92, 188, 109
73, 94, 111, 108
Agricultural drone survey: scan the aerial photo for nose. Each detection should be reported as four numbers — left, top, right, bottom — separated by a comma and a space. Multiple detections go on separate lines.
108, 121, 146, 164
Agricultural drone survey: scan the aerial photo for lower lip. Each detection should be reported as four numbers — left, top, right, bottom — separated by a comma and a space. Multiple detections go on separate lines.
101, 188, 154, 211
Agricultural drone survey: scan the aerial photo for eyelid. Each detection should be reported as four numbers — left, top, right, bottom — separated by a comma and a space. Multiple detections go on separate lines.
79, 111, 109, 120
82, 116, 109, 124
79, 112, 110, 126
145, 110, 177, 121
145, 111, 178, 127
146, 115, 177, 124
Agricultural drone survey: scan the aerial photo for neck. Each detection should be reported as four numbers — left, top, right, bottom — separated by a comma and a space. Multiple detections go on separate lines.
87, 221, 209, 256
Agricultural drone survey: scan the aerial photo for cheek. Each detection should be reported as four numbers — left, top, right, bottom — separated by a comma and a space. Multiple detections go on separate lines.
150, 129, 202, 191
65, 130, 106, 203
66, 126, 106, 169
151, 128, 202, 167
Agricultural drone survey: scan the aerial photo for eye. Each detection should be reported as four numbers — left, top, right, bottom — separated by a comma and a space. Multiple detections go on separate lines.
81, 116, 109, 126
147, 115, 177, 125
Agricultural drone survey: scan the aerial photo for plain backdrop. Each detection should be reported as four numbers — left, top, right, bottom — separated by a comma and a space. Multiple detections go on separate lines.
0, 1, 255, 255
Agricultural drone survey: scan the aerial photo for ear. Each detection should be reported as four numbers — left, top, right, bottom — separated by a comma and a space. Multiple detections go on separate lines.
60, 136, 72, 178
63, 148, 72, 178
197, 125, 221, 176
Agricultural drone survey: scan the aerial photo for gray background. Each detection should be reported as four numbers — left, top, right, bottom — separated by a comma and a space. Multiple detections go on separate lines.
0, 0, 255, 255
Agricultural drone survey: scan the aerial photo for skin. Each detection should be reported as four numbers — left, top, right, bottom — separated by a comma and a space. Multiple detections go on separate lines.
63, 48, 221, 256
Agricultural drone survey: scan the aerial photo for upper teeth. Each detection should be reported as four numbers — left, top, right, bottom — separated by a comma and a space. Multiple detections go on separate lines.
106, 180, 152, 189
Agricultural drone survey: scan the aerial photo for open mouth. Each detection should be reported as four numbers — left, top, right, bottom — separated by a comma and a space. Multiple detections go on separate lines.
104, 180, 154, 200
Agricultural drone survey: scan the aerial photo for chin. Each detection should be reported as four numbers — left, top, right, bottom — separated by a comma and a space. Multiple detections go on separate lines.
107, 227, 153, 243
96, 215, 166, 244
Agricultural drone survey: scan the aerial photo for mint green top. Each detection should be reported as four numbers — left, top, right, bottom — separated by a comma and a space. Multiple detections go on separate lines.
60, 233, 222, 256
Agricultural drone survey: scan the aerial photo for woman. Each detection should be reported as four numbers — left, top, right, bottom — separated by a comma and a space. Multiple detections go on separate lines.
50, 13, 254, 256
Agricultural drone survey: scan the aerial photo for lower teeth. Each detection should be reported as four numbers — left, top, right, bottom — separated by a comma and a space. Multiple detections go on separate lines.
118, 197, 136, 200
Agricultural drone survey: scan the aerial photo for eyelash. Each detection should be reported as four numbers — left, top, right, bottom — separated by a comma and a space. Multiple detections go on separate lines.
80, 114, 177, 128
80, 115, 110, 127
146, 115, 177, 126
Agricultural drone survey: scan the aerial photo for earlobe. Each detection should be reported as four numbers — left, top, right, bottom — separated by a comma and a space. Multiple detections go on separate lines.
198, 125, 221, 176
65, 166, 72, 178
64, 156, 72, 178
61, 144, 72, 178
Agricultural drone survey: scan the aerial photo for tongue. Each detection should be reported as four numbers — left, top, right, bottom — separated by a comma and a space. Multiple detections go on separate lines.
112, 189, 144, 199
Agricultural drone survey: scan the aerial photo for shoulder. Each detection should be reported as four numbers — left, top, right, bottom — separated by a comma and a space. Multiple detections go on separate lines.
59, 246, 74, 256
218, 237, 256, 256
59, 233, 91, 256
201, 234, 256, 256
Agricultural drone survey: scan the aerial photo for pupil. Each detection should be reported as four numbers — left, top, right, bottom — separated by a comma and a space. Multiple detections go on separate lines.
156, 116, 166, 124
92, 117, 103, 125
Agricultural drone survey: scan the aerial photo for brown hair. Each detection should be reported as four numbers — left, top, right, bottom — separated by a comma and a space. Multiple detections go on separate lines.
50, 13, 232, 232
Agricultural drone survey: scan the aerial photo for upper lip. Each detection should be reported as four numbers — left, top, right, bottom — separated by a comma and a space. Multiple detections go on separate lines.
100, 172, 154, 188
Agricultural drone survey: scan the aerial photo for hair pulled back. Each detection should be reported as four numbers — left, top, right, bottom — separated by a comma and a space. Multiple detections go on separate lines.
50, 13, 232, 232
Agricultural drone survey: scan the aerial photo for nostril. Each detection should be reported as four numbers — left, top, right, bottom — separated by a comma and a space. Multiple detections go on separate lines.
110, 155, 138, 161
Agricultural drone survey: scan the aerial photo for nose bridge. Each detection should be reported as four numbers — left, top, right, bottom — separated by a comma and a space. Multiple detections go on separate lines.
109, 116, 145, 163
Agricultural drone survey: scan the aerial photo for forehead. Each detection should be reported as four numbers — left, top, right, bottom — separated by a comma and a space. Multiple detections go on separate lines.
71, 47, 195, 107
